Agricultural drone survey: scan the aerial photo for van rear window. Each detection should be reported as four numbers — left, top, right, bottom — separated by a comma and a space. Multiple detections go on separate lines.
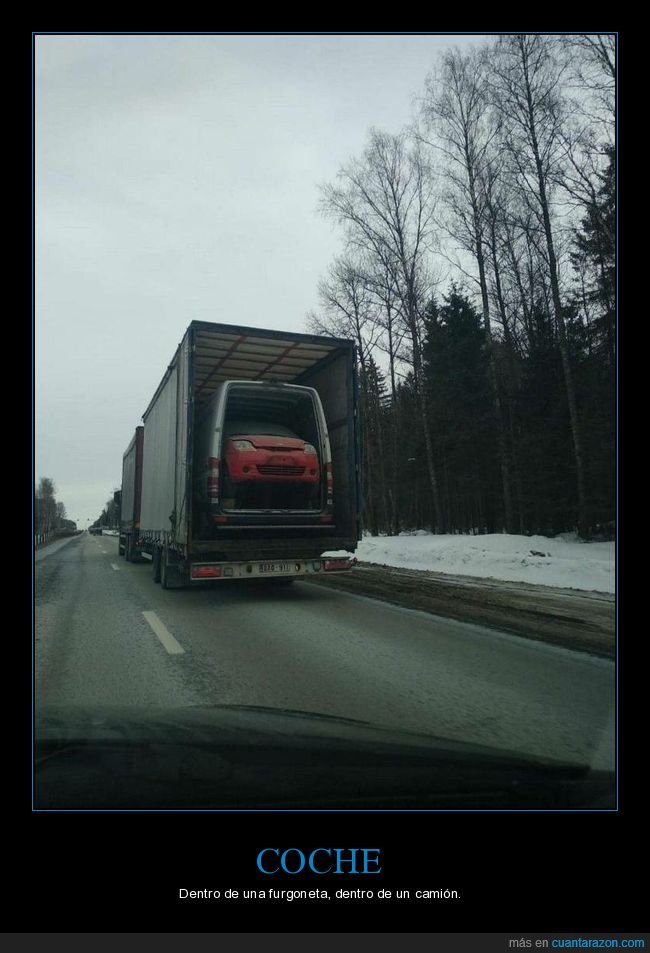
224, 386, 320, 449
224, 421, 298, 438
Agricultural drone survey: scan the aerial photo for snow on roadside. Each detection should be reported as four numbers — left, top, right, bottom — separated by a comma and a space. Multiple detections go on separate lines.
351, 531, 615, 593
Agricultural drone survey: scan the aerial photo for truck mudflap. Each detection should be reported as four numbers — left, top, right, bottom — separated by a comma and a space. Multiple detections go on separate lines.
189, 555, 356, 581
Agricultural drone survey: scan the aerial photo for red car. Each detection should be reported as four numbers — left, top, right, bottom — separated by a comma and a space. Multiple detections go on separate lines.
221, 422, 320, 510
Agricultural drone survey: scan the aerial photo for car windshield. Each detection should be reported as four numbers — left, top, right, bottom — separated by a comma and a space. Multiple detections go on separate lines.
34, 33, 616, 813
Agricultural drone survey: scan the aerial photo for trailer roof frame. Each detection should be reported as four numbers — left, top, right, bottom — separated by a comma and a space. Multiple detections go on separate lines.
143, 320, 355, 420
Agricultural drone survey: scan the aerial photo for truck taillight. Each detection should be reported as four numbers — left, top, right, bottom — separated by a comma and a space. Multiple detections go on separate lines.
207, 456, 220, 500
324, 557, 354, 571
326, 463, 333, 505
191, 565, 222, 579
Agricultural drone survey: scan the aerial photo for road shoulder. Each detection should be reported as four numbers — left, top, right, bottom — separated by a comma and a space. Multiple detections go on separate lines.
308, 563, 615, 659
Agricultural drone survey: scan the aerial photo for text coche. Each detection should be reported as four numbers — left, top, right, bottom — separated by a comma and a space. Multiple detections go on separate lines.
256, 848, 382, 875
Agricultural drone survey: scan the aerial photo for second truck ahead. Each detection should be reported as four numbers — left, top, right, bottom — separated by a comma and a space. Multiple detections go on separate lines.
119, 320, 361, 587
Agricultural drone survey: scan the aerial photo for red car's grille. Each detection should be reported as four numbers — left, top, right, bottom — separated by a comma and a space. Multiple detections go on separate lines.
257, 465, 306, 476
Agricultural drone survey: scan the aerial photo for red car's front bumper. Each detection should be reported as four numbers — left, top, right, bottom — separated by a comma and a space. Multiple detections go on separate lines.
225, 448, 320, 484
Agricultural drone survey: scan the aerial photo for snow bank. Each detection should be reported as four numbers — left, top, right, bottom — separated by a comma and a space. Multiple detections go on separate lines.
353, 532, 614, 593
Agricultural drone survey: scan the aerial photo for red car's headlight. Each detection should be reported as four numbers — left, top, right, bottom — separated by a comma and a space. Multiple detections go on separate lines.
303, 443, 318, 455
230, 440, 256, 451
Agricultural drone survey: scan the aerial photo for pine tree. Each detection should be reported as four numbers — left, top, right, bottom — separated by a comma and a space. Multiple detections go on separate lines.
422, 289, 499, 533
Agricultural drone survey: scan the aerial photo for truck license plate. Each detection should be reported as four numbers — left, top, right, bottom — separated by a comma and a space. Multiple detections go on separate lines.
259, 562, 292, 574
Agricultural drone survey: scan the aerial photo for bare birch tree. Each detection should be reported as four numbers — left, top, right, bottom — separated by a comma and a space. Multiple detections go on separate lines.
419, 46, 517, 531
320, 128, 445, 531
36, 477, 57, 539
490, 34, 590, 534
307, 254, 388, 533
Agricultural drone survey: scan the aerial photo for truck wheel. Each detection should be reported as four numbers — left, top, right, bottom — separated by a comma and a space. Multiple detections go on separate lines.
153, 547, 162, 583
161, 548, 183, 590
118, 539, 125, 557
124, 535, 132, 562
161, 550, 170, 589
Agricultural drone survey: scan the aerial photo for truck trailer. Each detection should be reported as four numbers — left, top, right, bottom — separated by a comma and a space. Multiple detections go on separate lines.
120, 321, 361, 587
118, 426, 143, 561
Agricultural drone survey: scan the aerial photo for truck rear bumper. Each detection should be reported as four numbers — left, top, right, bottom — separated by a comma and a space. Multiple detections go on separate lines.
189, 555, 356, 581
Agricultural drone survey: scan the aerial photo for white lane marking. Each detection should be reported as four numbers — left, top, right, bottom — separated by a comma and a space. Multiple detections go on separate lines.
142, 611, 185, 655
110, 563, 120, 571
100, 550, 107, 554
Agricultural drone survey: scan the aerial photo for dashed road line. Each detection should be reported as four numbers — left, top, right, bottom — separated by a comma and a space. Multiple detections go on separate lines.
142, 610, 185, 655
110, 563, 120, 571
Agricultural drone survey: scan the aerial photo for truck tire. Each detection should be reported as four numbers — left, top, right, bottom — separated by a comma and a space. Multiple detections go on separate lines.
153, 547, 162, 583
161, 547, 184, 590
124, 535, 132, 562
160, 549, 170, 589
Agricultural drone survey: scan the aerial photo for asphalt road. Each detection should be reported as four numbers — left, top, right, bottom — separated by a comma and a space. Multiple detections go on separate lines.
34, 533, 615, 771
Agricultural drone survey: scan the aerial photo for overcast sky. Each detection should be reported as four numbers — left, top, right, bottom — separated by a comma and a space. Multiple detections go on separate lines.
35, 33, 489, 526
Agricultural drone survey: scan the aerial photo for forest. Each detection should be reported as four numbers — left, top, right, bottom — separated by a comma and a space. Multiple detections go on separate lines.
308, 35, 615, 539
34, 477, 76, 544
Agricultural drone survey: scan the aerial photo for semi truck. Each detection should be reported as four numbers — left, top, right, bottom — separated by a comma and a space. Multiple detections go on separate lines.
119, 320, 361, 587
118, 426, 143, 561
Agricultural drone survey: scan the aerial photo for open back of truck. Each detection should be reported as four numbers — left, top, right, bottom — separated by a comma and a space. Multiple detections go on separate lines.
139, 321, 360, 575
